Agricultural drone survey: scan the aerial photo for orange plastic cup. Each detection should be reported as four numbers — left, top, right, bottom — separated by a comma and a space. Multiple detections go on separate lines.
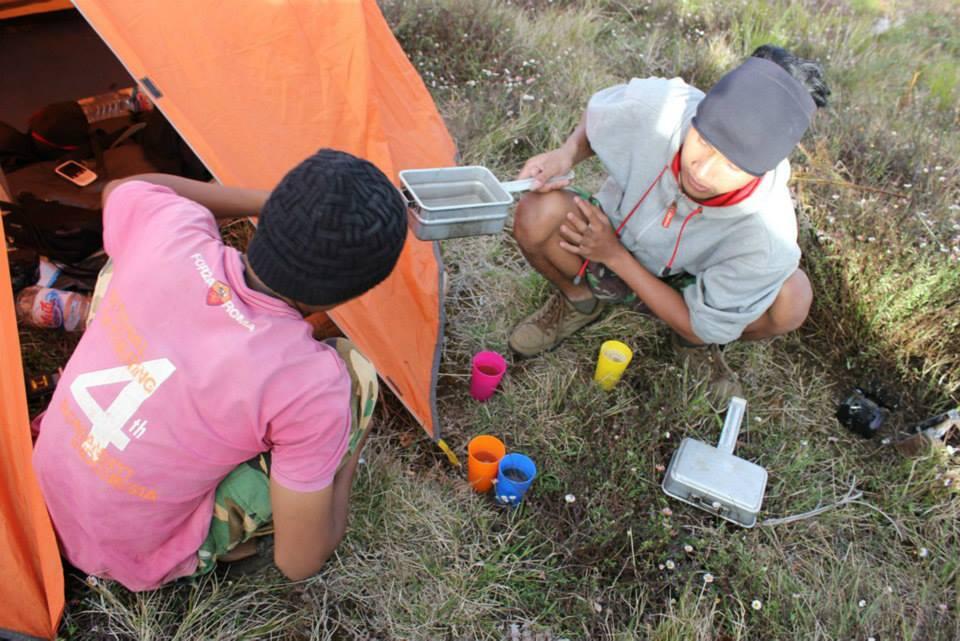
467, 435, 506, 493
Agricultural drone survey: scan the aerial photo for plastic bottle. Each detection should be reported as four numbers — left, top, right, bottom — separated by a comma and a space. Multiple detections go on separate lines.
15, 286, 91, 332
77, 88, 149, 124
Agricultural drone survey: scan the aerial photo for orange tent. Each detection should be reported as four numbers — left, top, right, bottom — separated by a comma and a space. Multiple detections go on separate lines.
1, 1, 455, 638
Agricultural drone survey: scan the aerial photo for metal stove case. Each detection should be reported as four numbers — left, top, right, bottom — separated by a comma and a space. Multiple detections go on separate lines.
662, 397, 768, 528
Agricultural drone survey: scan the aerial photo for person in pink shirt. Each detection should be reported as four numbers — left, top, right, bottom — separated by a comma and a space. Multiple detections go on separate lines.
32, 148, 407, 590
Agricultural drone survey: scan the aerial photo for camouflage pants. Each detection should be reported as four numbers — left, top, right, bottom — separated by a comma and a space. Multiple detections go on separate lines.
193, 337, 379, 575
584, 263, 696, 311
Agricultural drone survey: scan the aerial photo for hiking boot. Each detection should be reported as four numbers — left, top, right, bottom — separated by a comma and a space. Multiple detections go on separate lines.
509, 292, 605, 357
672, 335, 743, 404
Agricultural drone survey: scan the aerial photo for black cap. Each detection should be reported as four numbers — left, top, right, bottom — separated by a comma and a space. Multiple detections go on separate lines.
247, 149, 408, 306
691, 57, 816, 176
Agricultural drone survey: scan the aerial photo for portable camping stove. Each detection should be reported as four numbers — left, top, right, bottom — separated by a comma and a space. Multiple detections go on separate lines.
662, 397, 768, 528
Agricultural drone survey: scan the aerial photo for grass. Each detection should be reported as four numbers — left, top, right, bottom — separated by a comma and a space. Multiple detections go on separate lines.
40, 0, 960, 639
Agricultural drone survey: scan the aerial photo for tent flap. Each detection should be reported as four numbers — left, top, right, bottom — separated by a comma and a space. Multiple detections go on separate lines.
72, 0, 457, 438
1, 213, 64, 640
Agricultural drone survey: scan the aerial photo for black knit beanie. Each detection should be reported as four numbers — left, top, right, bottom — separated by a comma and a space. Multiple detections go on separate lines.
247, 149, 408, 306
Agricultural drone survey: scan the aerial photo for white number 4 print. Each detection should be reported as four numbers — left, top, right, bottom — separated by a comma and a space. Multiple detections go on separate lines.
70, 358, 176, 460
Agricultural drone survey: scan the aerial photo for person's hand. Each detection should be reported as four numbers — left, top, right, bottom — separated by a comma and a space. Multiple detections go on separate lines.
558, 196, 626, 265
516, 148, 575, 192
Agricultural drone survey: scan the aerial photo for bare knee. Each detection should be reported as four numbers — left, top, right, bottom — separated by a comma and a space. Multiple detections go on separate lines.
769, 268, 812, 334
512, 191, 574, 251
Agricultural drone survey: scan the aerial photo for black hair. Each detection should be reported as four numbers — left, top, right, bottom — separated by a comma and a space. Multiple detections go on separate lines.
750, 44, 831, 108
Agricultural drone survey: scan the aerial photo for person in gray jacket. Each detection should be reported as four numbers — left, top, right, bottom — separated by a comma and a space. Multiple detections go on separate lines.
509, 45, 829, 397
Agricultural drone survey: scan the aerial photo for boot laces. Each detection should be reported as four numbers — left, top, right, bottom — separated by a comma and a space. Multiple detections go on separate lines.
531, 293, 569, 331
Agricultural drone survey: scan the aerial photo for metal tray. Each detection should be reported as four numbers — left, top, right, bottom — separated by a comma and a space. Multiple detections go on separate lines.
405, 207, 508, 241
399, 166, 576, 240
400, 166, 513, 240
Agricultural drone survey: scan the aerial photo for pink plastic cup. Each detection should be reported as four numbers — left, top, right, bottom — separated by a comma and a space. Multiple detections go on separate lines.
470, 351, 507, 402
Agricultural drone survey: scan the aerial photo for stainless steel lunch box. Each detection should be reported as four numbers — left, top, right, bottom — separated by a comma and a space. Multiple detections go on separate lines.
662, 397, 768, 528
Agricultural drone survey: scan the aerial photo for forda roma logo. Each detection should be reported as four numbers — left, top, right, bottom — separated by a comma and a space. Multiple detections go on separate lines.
191, 253, 255, 331
206, 281, 232, 306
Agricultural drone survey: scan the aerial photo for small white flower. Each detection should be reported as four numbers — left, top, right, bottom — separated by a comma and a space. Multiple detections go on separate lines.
703, 573, 714, 583
664, 431, 671, 439
564, 493, 576, 504
684, 544, 694, 553
858, 599, 867, 608
751, 599, 763, 610
919, 547, 930, 558
665, 559, 675, 570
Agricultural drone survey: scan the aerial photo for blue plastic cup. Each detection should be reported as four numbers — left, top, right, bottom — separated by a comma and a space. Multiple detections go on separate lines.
494, 453, 537, 506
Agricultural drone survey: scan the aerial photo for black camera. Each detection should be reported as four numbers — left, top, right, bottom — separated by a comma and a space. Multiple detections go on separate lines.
836, 387, 889, 438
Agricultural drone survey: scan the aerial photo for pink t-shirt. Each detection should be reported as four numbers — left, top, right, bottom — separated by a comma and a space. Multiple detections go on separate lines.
32, 181, 351, 590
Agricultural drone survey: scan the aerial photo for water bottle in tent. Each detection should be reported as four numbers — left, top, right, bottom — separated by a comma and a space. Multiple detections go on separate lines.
15, 286, 91, 332
76, 87, 151, 124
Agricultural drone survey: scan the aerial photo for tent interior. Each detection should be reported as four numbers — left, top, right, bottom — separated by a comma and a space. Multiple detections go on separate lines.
1, 6, 133, 130
3, 6, 218, 402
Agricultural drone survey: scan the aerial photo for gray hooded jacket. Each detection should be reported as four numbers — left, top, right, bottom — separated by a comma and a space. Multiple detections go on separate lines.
586, 77, 801, 344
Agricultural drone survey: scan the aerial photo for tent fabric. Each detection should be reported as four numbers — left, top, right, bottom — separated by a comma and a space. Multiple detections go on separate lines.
0, 0, 72, 21
1, 1, 455, 637
0, 213, 63, 640
72, 0, 456, 439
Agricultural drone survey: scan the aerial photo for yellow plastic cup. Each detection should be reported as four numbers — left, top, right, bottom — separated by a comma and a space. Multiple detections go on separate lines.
593, 340, 633, 390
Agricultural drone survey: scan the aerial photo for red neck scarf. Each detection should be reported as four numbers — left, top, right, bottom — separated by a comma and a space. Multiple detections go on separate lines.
671, 149, 761, 207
